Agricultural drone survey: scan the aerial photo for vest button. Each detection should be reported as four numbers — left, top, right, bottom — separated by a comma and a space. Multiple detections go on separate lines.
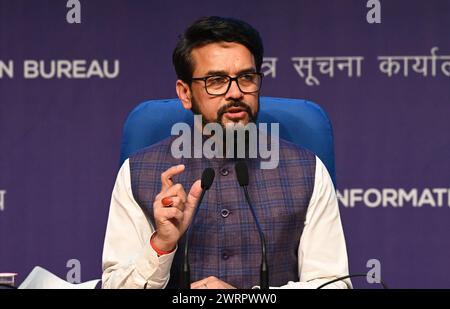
220, 167, 229, 176
221, 209, 230, 218
222, 252, 230, 260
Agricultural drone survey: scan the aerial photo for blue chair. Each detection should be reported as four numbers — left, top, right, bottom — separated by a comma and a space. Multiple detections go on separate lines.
119, 97, 336, 185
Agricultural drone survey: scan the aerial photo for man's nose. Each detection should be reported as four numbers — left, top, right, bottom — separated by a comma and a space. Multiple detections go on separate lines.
225, 79, 244, 100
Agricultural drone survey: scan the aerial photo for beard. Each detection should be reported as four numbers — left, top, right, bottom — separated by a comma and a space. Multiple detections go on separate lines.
190, 96, 259, 158
190, 96, 259, 127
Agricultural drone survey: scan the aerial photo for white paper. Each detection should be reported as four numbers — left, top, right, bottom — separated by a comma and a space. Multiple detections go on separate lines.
18, 266, 100, 289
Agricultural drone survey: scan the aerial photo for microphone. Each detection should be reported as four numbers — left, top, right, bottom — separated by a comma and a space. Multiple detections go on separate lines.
234, 161, 269, 289
182, 167, 215, 289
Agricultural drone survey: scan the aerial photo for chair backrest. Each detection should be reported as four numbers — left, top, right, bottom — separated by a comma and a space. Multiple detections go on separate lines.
120, 96, 336, 185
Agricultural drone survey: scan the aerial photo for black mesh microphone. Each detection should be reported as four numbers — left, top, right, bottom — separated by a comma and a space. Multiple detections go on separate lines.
234, 161, 269, 289
182, 167, 215, 289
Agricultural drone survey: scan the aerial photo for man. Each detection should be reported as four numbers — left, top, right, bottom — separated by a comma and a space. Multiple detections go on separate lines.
102, 16, 351, 289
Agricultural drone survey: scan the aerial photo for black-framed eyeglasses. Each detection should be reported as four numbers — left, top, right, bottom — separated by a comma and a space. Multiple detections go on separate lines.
191, 72, 263, 96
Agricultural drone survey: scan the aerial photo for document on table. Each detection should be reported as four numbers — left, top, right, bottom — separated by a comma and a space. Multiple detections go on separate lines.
18, 266, 100, 289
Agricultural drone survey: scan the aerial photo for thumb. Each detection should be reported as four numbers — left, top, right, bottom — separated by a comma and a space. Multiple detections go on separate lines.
186, 179, 202, 208
184, 179, 202, 216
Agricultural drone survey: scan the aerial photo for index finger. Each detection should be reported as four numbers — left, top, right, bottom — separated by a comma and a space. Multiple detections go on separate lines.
160, 164, 185, 191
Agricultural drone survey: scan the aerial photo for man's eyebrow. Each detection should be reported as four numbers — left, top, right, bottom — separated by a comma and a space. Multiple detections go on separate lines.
236, 68, 258, 75
204, 70, 228, 76
204, 68, 257, 76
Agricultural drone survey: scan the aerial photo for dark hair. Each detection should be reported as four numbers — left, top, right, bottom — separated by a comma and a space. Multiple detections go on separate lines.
172, 16, 264, 83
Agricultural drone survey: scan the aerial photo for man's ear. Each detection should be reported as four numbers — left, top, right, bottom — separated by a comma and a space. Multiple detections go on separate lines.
176, 80, 192, 110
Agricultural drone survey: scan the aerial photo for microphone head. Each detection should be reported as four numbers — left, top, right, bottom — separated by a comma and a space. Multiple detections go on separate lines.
234, 161, 249, 186
201, 168, 215, 190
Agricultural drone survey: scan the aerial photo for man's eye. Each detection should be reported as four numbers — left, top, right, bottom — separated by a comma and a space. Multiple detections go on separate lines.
240, 74, 255, 81
208, 76, 227, 84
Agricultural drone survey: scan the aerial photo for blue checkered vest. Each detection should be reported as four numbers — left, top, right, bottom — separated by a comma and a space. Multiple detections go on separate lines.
129, 136, 316, 288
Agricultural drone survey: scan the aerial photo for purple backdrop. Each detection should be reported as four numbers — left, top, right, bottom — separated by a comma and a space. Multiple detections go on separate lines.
1, 0, 449, 288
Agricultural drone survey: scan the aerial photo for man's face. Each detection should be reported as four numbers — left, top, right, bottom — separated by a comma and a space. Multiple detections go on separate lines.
186, 42, 259, 127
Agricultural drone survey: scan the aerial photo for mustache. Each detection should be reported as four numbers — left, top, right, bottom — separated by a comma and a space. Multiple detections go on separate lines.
217, 100, 253, 120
